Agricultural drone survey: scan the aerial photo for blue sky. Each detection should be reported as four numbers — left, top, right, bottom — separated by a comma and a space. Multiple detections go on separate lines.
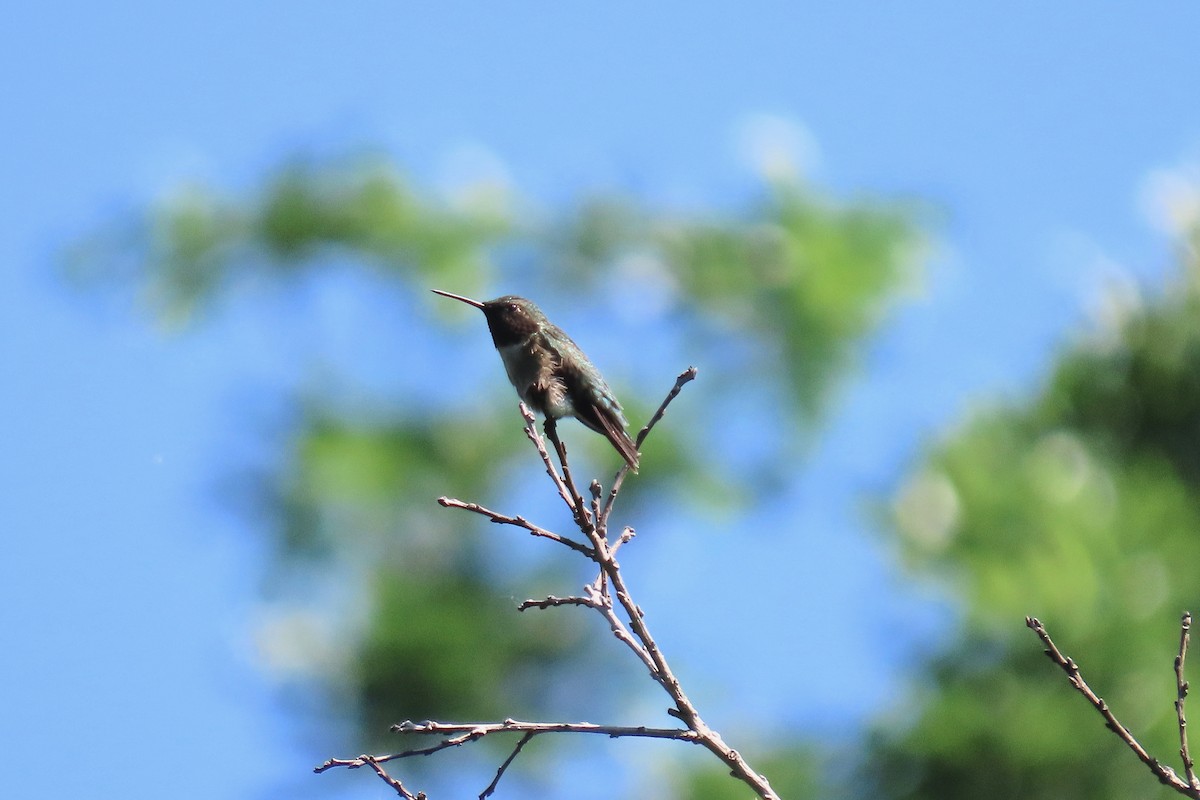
4, 4, 1200, 798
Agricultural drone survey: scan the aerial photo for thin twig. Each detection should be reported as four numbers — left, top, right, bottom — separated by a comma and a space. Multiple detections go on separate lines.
601, 366, 696, 527
389, 718, 697, 740
610, 526, 636, 555
479, 731, 536, 799
316, 726, 486, 768
1178, 612, 1199, 790
579, 576, 658, 678
590, 480, 603, 536
517, 594, 596, 612
369, 757, 426, 799
318, 719, 697, 764
1026, 616, 1197, 797
544, 418, 594, 532
636, 366, 698, 449
315, 719, 697, 796
310, 755, 426, 799
437, 496, 595, 558
519, 403, 575, 511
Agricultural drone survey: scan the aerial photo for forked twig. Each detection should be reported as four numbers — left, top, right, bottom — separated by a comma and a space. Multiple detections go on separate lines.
315, 720, 700, 784
315, 755, 425, 800
1027, 615, 1200, 798
316, 719, 700, 770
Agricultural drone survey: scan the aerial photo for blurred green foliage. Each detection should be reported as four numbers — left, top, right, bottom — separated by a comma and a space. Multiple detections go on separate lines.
67, 159, 510, 326
71, 153, 923, 792
662, 187, 921, 421
874, 242, 1200, 798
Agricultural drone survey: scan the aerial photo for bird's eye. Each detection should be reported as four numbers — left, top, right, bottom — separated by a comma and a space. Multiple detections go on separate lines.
508, 303, 520, 313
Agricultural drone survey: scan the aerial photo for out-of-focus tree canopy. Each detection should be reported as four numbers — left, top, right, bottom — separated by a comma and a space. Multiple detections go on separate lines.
871, 221, 1200, 798
69, 153, 925, 776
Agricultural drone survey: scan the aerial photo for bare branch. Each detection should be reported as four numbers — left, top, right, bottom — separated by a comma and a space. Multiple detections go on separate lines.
367, 757, 426, 800
610, 526, 636, 555
388, 718, 697, 741
579, 577, 658, 678
601, 366, 696, 527
436, 496, 595, 558
1178, 613, 1199, 790
544, 418, 594, 532
480, 731, 536, 799
637, 366, 698, 449
1026, 616, 1198, 797
519, 403, 577, 513
326, 719, 697, 797
313, 755, 426, 799
320, 365, 782, 798
316, 718, 697, 775
317, 726, 482, 766
590, 479, 603, 533
517, 594, 596, 612
599, 551, 729, 750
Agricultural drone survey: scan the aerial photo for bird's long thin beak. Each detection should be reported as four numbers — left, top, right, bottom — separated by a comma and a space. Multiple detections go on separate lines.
431, 289, 485, 309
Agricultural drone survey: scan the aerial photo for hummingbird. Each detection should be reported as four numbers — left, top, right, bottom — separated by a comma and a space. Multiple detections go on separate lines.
432, 290, 640, 471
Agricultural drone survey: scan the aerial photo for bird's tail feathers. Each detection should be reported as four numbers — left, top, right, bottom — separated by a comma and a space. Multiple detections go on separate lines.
595, 411, 641, 472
